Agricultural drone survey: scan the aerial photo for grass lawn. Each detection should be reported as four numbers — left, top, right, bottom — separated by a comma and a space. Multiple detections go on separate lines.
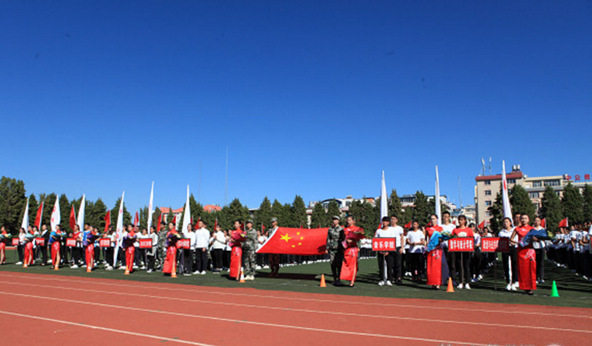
1, 249, 591, 309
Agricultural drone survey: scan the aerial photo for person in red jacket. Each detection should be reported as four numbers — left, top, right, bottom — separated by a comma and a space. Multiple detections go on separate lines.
452, 215, 474, 289
510, 214, 536, 295
340, 216, 365, 287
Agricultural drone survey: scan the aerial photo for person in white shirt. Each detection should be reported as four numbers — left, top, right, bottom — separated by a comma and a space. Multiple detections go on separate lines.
375, 217, 395, 286
194, 220, 210, 275
209, 224, 226, 273
256, 231, 268, 269
182, 224, 195, 276
146, 226, 159, 273
406, 220, 425, 282
498, 217, 516, 291
391, 216, 405, 285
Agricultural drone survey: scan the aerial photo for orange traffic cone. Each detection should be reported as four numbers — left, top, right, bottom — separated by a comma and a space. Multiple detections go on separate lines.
239, 268, 246, 283
446, 278, 455, 293
124, 267, 130, 275
87, 267, 92, 273
320, 274, 327, 288
171, 265, 177, 278
23, 264, 28, 268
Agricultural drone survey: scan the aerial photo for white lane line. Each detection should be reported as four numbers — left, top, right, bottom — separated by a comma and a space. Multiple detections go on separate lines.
1, 272, 590, 320
0, 279, 588, 334
0, 290, 490, 346
0, 309, 216, 346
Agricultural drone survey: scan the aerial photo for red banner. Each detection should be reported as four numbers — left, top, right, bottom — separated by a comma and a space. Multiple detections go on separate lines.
66, 238, 77, 247
481, 237, 510, 253
372, 238, 397, 251
177, 238, 190, 249
256, 227, 328, 255
11, 238, 19, 246
35, 238, 45, 246
139, 239, 153, 249
448, 237, 475, 252
99, 238, 112, 247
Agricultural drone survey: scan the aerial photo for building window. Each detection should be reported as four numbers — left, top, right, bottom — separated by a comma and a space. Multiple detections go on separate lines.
485, 190, 492, 196
484, 180, 491, 185
485, 201, 492, 206
508, 179, 516, 184
529, 192, 539, 199
486, 211, 492, 217
545, 180, 560, 187
533, 181, 542, 187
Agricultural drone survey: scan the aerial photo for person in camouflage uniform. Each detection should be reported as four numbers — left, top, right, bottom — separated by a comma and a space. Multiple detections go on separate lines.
157, 222, 168, 268
326, 215, 345, 286
242, 219, 258, 280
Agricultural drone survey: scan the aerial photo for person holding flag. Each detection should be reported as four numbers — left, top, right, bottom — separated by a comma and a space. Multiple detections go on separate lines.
510, 214, 537, 295
267, 217, 281, 277
122, 225, 137, 274
340, 215, 365, 287
242, 220, 258, 281
49, 225, 64, 270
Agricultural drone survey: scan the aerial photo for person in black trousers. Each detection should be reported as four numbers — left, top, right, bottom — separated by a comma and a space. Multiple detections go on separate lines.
39, 224, 50, 265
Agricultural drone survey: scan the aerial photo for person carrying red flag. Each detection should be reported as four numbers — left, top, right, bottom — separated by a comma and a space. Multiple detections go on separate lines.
510, 214, 536, 295
229, 220, 246, 280
163, 222, 181, 276
340, 216, 365, 287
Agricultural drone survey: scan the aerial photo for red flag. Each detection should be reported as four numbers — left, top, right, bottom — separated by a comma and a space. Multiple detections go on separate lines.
172, 215, 177, 225
104, 210, 111, 232
404, 221, 412, 228
541, 218, 546, 229
34, 202, 44, 229
194, 216, 201, 229
478, 220, 485, 229
157, 213, 162, 232
261, 224, 266, 231
256, 227, 328, 255
214, 218, 218, 229
69, 206, 77, 231
558, 218, 568, 228
134, 211, 139, 229
452, 220, 457, 225
241, 222, 244, 231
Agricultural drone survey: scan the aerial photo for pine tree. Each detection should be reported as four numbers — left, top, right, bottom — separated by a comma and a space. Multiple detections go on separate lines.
291, 195, 308, 228
310, 202, 326, 228
271, 199, 284, 225
326, 200, 342, 224
28, 194, 39, 228
412, 191, 430, 226
510, 185, 536, 221
255, 197, 272, 231
58, 194, 70, 232
488, 189, 504, 233
112, 197, 132, 227
40, 193, 57, 229
540, 186, 563, 234
401, 205, 414, 226
87, 198, 107, 229
388, 189, 403, 219
582, 184, 592, 223
0, 176, 27, 234
227, 199, 249, 225
562, 182, 584, 225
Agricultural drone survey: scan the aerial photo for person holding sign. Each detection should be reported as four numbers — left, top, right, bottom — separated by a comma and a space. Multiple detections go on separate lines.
452, 215, 474, 289
510, 214, 536, 295
375, 216, 395, 286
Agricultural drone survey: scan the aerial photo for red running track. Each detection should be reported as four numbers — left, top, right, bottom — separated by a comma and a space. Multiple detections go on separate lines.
0, 272, 590, 346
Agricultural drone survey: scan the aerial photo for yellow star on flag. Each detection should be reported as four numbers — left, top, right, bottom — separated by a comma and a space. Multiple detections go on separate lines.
280, 233, 292, 242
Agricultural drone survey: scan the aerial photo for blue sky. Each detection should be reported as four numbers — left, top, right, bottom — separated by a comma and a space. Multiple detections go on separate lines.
1, 1, 591, 213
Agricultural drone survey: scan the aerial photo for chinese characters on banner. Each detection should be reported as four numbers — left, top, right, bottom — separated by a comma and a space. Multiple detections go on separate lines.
372, 238, 397, 251
481, 237, 510, 253
448, 238, 475, 252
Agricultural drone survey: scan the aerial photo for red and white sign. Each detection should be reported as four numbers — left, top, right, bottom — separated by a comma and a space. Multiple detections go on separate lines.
11, 238, 19, 246
99, 238, 112, 248
66, 238, 77, 247
481, 237, 510, 253
448, 237, 475, 252
372, 238, 397, 251
35, 238, 45, 246
139, 239, 153, 249
177, 239, 190, 249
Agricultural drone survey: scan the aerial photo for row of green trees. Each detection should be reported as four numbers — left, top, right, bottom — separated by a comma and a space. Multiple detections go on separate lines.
488, 183, 592, 233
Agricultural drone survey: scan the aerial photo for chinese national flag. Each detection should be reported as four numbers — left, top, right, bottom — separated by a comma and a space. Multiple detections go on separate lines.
404, 221, 412, 228
104, 210, 111, 232
256, 227, 328, 255
478, 220, 485, 229
69, 206, 77, 231
558, 218, 568, 228
541, 218, 546, 229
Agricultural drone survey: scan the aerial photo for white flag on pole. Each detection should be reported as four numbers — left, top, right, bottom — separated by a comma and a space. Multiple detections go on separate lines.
77, 194, 85, 232
50, 197, 61, 232
435, 166, 442, 226
380, 171, 388, 220
21, 198, 30, 231
501, 160, 513, 224
147, 182, 155, 233
182, 185, 191, 235
113, 192, 125, 266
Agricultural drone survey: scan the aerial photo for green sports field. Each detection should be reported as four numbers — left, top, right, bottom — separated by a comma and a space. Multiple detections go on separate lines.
1, 250, 590, 309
